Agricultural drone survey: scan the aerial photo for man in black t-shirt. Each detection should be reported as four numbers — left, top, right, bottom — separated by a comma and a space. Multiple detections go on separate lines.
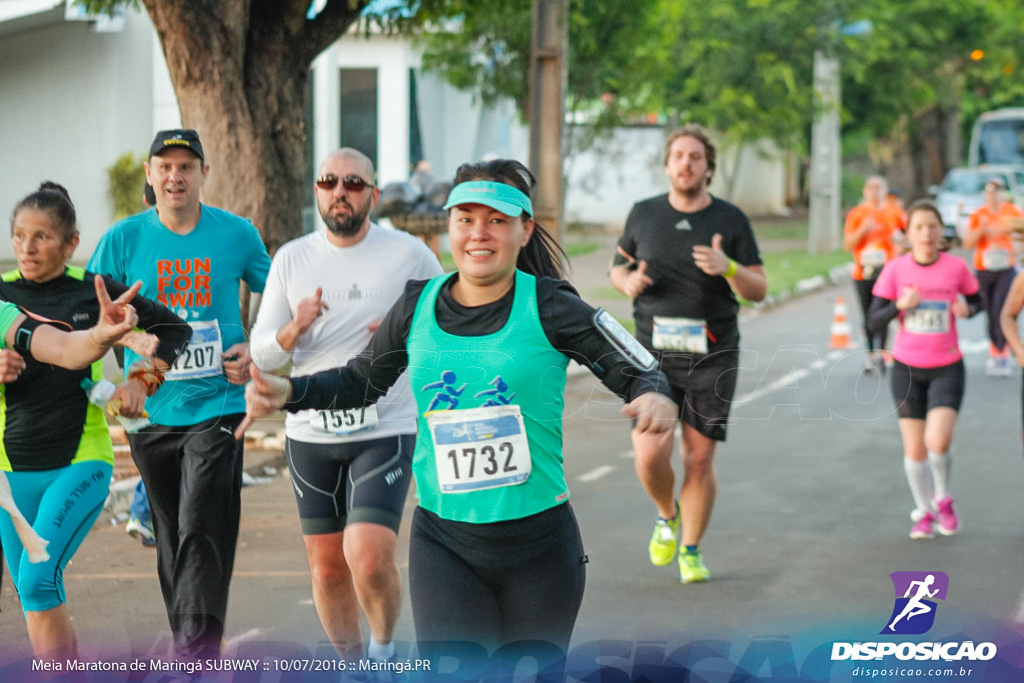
610, 124, 767, 584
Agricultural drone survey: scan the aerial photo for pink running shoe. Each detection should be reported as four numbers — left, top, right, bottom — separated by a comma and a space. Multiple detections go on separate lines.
935, 497, 959, 536
910, 510, 936, 540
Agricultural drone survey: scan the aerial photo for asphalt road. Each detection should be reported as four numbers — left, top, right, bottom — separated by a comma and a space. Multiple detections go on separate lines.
1, 278, 1023, 681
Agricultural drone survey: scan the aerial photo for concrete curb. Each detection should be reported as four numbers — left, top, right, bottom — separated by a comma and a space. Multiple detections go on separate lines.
752, 262, 854, 313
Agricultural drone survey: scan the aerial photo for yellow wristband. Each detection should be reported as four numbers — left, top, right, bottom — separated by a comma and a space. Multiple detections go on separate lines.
724, 259, 738, 278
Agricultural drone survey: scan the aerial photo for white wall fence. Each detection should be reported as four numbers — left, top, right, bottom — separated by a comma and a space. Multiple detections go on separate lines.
564, 126, 793, 230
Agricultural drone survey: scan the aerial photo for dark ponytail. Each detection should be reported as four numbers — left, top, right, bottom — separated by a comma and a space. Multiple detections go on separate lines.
11, 181, 79, 243
451, 159, 568, 279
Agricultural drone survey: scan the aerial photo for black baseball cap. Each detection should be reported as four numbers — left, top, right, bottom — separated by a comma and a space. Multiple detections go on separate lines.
149, 129, 204, 162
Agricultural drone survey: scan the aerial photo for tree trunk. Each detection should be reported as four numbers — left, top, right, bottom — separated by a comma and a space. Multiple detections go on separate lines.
937, 102, 962, 174
908, 123, 929, 201
140, 0, 364, 254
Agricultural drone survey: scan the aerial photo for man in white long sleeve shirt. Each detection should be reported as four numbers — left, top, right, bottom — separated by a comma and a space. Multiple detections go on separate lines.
250, 148, 441, 659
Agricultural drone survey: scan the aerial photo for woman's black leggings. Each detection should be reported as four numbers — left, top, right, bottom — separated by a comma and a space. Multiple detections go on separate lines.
976, 268, 1015, 352
408, 503, 587, 667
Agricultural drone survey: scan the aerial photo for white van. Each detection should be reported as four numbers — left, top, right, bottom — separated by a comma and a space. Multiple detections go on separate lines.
968, 108, 1024, 167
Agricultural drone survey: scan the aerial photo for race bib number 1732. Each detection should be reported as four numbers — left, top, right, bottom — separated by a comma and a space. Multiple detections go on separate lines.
427, 405, 531, 493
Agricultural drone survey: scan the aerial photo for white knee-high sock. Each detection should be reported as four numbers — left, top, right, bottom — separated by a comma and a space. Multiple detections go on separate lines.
928, 450, 951, 501
903, 457, 933, 514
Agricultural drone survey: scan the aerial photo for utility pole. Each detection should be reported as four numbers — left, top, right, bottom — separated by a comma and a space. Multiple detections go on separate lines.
528, 0, 568, 244
808, 48, 841, 254
808, 15, 872, 254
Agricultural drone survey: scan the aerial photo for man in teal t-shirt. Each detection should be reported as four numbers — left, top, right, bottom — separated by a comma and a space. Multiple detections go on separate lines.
88, 128, 270, 659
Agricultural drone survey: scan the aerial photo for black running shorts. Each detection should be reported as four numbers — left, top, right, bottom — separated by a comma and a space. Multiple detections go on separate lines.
656, 347, 741, 442
889, 359, 965, 420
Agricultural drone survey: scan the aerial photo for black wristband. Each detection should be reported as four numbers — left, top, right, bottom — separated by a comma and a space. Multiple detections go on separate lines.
12, 317, 44, 358
284, 377, 304, 412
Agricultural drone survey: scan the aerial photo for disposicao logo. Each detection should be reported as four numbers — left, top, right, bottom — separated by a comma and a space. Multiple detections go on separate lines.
830, 571, 998, 663
882, 570, 948, 635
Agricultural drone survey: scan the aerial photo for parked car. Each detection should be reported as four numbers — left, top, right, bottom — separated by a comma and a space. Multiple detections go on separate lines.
928, 164, 1024, 246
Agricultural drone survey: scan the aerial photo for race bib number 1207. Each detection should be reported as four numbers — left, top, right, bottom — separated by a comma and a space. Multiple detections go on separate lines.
166, 320, 223, 380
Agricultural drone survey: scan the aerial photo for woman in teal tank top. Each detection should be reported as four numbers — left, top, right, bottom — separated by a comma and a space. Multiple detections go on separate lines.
238, 160, 677, 668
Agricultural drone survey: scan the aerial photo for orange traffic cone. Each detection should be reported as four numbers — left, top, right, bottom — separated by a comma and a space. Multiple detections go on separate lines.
829, 296, 854, 349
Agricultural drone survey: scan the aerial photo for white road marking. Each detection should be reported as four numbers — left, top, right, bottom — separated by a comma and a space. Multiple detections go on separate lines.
733, 340, 991, 409
1014, 588, 1024, 624
733, 368, 810, 408
225, 628, 264, 649
959, 339, 992, 354
577, 465, 616, 482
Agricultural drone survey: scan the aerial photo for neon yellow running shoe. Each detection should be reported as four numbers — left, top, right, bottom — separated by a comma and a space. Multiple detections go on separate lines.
679, 548, 710, 583
648, 504, 680, 566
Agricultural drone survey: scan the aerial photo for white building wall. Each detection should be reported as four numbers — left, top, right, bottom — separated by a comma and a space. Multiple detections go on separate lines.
312, 33, 412, 186
0, 8, 156, 261
564, 127, 791, 228
312, 33, 529, 188
564, 127, 667, 228
151, 35, 180, 132
717, 138, 790, 216
415, 70, 529, 181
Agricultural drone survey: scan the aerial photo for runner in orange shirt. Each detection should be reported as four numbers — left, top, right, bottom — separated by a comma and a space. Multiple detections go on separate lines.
963, 178, 1023, 377
844, 176, 907, 371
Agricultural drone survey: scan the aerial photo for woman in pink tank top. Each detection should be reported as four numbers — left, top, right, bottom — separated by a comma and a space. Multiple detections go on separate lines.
869, 200, 981, 540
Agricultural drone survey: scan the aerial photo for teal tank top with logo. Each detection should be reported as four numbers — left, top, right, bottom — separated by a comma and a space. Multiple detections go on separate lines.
407, 270, 570, 523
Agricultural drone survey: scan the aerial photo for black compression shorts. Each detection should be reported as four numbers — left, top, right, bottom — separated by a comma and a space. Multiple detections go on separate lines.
285, 434, 414, 534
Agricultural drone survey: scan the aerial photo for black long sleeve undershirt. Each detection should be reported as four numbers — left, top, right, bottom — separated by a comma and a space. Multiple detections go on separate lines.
287, 274, 671, 413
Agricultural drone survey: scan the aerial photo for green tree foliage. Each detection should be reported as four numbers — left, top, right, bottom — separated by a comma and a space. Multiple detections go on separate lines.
412, 0, 658, 126
106, 152, 146, 221
652, 0, 816, 147
840, 0, 989, 138
412, 0, 820, 199
413, 0, 820, 138
836, 0, 1024, 190
645, 0, 819, 196
959, 0, 1024, 126
415, 0, 1024, 172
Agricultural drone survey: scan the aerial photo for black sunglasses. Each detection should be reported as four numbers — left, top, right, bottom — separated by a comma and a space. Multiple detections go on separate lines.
316, 174, 375, 192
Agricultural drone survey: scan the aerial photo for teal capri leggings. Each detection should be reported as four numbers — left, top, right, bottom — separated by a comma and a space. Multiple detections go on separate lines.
0, 460, 112, 612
